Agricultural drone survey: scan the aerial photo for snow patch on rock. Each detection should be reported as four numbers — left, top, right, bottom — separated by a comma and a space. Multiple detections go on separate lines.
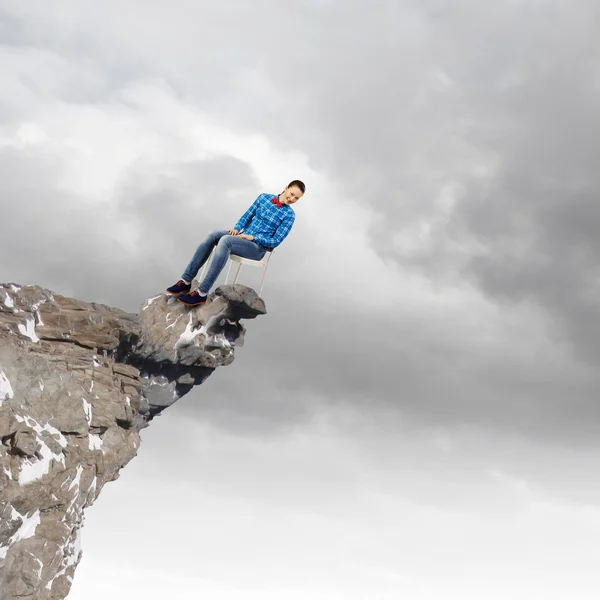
82, 398, 92, 424
88, 434, 103, 451
0, 369, 14, 405
14, 415, 67, 485
18, 316, 40, 343
142, 295, 162, 310
0, 508, 41, 561
174, 313, 204, 349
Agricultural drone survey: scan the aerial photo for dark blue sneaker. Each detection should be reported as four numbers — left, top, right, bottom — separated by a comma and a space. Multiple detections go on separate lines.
177, 290, 208, 306
166, 280, 191, 295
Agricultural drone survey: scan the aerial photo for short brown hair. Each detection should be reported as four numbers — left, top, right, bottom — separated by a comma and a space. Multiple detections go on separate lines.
287, 180, 305, 194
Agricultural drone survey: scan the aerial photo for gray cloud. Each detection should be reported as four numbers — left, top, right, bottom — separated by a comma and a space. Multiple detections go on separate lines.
0, 147, 257, 305
1, 0, 600, 484
161, 259, 600, 460
4, 4, 600, 598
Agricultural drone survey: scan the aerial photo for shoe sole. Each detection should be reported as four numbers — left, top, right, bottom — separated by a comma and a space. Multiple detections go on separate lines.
166, 289, 191, 296
176, 297, 207, 307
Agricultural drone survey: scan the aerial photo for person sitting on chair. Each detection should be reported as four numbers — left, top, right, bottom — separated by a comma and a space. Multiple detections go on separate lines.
166, 179, 305, 306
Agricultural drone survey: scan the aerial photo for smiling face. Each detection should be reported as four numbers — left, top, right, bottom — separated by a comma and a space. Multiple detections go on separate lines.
281, 184, 304, 205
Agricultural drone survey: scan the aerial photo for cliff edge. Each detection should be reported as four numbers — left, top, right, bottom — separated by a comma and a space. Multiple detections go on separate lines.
0, 283, 266, 600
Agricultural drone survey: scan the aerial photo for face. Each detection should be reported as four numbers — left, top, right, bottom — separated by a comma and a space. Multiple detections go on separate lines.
281, 185, 304, 205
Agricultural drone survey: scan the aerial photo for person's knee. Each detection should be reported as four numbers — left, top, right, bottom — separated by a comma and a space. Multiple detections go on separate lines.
217, 235, 233, 248
206, 229, 224, 241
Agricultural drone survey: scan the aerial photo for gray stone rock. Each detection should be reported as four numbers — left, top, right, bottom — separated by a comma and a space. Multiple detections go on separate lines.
0, 282, 265, 600
11, 432, 38, 458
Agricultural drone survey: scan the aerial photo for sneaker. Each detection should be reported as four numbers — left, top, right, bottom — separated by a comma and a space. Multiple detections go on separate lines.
177, 290, 208, 306
166, 280, 191, 295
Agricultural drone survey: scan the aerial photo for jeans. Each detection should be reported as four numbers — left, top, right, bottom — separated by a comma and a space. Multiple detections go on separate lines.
181, 230, 267, 293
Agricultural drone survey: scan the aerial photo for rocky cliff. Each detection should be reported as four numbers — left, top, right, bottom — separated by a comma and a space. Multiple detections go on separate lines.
0, 283, 266, 600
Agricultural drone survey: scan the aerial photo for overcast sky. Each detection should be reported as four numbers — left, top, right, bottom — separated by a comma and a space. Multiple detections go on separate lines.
2, 1, 600, 598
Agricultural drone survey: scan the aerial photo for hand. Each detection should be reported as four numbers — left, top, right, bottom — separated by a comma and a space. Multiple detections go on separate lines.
228, 229, 239, 235
238, 234, 254, 241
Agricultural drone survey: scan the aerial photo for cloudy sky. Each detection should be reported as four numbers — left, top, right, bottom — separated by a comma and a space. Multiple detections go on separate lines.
2, 0, 600, 598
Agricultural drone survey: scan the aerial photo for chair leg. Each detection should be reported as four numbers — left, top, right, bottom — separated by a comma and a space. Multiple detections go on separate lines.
259, 264, 269, 296
233, 263, 242, 284
225, 259, 233, 285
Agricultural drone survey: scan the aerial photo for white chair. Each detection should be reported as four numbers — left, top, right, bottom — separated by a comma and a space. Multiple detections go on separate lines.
198, 247, 273, 296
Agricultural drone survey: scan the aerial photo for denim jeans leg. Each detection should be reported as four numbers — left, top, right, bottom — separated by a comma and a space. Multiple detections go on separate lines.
181, 230, 228, 283
198, 235, 266, 293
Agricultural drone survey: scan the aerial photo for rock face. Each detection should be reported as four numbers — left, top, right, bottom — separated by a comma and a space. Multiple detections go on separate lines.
0, 283, 266, 600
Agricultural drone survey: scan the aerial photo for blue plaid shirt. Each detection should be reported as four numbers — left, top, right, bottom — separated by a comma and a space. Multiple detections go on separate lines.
234, 193, 296, 249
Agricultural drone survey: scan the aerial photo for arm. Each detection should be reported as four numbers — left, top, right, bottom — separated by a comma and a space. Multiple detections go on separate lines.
252, 212, 296, 249
234, 195, 262, 232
